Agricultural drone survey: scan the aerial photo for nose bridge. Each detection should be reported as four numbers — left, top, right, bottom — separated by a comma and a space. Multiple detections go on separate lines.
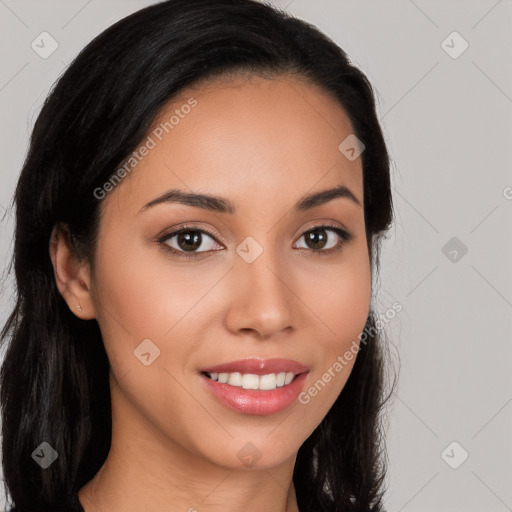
227, 233, 295, 336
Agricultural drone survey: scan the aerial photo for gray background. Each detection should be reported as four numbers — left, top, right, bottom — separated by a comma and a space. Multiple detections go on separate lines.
1, 1, 511, 510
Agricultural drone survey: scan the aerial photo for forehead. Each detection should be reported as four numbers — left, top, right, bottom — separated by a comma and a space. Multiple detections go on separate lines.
103, 73, 364, 217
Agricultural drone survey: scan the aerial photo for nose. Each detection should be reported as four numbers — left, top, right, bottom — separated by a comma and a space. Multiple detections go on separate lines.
224, 245, 298, 339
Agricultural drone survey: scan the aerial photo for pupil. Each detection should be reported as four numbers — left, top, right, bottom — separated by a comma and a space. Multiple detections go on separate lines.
307, 230, 326, 250
178, 231, 201, 251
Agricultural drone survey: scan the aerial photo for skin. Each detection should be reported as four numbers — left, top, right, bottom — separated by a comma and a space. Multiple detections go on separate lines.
49, 72, 371, 512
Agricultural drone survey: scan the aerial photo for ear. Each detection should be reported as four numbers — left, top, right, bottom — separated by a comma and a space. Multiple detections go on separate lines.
49, 222, 96, 319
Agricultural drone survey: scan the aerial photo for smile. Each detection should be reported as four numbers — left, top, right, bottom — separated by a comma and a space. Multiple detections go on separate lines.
203, 371, 298, 390
199, 357, 310, 415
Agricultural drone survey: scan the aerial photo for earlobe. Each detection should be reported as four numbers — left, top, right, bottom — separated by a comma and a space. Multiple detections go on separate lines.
49, 223, 96, 319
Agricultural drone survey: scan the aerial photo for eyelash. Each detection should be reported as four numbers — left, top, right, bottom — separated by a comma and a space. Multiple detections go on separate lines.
157, 223, 353, 260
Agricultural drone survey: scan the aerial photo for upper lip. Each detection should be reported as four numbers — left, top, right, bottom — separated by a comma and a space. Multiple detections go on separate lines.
200, 358, 309, 376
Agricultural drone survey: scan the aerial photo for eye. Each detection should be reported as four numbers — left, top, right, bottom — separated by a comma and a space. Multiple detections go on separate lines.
158, 226, 222, 259
294, 224, 352, 254
157, 223, 353, 260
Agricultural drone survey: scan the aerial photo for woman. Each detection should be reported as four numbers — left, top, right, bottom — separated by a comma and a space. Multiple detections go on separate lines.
0, 0, 396, 510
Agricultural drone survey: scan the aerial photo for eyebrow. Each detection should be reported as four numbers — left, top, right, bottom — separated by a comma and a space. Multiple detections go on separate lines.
139, 183, 361, 215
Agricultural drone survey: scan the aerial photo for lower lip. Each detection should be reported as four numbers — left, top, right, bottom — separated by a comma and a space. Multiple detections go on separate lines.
199, 372, 309, 416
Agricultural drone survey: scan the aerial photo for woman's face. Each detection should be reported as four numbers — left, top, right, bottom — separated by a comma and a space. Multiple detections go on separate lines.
88, 73, 371, 470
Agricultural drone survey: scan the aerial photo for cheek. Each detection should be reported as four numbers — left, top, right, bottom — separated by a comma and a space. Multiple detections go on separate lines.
91, 234, 227, 381
93, 233, 197, 338
299, 243, 371, 410
307, 244, 371, 346
330, 247, 371, 365
90, 233, 176, 376
90, 238, 214, 448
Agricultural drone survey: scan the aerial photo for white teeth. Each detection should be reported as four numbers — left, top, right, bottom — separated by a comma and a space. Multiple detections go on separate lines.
259, 373, 277, 390
284, 372, 294, 385
227, 372, 242, 387
205, 371, 298, 390
240, 374, 259, 389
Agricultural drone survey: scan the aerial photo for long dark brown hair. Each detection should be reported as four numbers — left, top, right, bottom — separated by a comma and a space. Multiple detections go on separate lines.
0, 1, 396, 510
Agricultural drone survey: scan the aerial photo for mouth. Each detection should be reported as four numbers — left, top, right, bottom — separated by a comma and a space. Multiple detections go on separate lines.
198, 358, 310, 415
201, 370, 302, 390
